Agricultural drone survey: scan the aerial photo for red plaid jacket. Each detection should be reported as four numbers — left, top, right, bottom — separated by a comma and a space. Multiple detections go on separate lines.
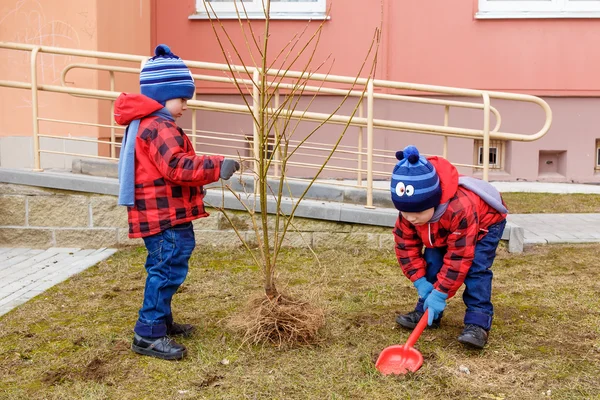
393, 156, 506, 298
115, 93, 224, 238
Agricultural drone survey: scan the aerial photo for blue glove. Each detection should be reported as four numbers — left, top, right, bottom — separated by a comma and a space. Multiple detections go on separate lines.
220, 159, 240, 180
423, 289, 448, 326
413, 277, 434, 300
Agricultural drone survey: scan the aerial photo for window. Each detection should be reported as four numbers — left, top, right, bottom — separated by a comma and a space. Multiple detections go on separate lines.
474, 140, 504, 170
192, 0, 328, 20
477, 0, 600, 19
595, 139, 600, 170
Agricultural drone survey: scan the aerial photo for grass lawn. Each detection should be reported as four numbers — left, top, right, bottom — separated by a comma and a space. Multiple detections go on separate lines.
501, 192, 600, 214
1, 242, 600, 399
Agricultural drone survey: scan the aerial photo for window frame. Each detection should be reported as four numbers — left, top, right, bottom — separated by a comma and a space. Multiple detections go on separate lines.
474, 139, 504, 170
191, 0, 328, 20
476, 0, 600, 19
595, 139, 600, 170
478, 146, 499, 168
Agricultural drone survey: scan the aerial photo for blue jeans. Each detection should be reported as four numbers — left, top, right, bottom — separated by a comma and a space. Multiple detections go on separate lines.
414, 219, 506, 331
134, 222, 196, 338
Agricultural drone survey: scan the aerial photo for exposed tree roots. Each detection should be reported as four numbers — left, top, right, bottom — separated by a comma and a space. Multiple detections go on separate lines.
230, 292, 325, 349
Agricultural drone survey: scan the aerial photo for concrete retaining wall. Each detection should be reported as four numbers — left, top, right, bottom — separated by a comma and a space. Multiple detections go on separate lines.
0, 167, 523, 252
0, 183, 394, 250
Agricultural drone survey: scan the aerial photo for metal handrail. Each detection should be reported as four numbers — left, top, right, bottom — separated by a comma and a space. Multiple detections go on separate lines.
0, 42, 549, 140
0, 41, 553, 207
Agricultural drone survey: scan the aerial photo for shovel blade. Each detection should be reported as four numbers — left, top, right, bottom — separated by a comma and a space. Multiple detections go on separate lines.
375, 345, 424, 375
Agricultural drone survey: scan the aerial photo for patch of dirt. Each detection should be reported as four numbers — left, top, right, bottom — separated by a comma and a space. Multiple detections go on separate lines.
193, 374, 224, 389
371, 351, 380, 365
348, 313, 383, 328
177, 285, 189, 293
112, 339, 131, 355
81, 357, 109, 382
42, 368, 71, 386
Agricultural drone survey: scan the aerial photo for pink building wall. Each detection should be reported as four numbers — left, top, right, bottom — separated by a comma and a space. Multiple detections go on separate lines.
155, 0, 600, 95
153, 0, 600, 182
386, 0, 600, 95
0, 0, 101, 139
0, 0, 151, 168
1, 0, 598, 182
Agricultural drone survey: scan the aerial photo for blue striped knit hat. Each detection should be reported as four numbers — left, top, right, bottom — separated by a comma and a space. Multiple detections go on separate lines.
390, 145, 442, 212
140, 44, 195, 105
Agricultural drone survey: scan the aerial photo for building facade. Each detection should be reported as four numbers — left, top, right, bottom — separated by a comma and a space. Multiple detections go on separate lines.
1, 0, 599, 182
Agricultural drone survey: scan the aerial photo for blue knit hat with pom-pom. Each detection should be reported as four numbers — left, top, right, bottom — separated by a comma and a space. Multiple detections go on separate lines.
390, 145, 442, 212
140, 44, 195, 105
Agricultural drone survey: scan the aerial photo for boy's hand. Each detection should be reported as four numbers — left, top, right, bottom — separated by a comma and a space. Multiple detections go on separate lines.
423, 289, 448, 326
413, 277, 434, 300
220, 159, 240, 180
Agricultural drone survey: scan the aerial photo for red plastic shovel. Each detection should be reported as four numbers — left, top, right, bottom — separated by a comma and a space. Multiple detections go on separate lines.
375, 309, 429, 375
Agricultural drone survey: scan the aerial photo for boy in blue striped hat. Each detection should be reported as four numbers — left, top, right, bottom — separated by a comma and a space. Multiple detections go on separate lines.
116, 44, 240, 360
390, 145, 507, 349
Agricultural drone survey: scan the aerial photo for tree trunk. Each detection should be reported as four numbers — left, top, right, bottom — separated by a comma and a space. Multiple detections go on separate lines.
264, 281, 278, 299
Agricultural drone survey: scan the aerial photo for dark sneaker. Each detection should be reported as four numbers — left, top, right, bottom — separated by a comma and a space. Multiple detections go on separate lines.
457, 324, 488, 349
396, 310, 441, 330
167, 322, 195, 337
131, 334, 187, 360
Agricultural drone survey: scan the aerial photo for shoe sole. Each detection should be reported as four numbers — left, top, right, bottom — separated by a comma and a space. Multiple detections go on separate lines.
395, 317, 440, 330
168, 328, 195, 338
131, 344, 187, 360
457, 336, 486, 349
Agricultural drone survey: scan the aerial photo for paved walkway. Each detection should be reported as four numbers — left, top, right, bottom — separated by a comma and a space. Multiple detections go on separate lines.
508, 214, 600, 245
0, 247, 116, 317
495, 181, 600, 245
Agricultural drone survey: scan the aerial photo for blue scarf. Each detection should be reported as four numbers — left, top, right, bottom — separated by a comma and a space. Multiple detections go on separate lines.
117, 108, 174, 206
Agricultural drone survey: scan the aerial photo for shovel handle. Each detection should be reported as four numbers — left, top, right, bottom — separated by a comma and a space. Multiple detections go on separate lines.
405, 309, 429, 348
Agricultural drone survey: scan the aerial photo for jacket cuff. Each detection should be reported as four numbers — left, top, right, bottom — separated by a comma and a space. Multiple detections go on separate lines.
410, 270, 426, 283
433, 282, 450, 296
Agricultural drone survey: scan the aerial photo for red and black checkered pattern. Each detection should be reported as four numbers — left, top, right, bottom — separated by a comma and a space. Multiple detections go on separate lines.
127, 116, 224, 238
393, 158, 506, 299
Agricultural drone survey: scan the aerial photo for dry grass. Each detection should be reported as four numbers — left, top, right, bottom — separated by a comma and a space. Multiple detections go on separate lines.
1, 243, 599, 399
502, 192, 600, 214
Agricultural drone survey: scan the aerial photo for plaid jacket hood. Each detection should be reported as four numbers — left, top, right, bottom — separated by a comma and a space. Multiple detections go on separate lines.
114, 93, 163, 126
116, 93, 224, 238
392, 156, 506, 297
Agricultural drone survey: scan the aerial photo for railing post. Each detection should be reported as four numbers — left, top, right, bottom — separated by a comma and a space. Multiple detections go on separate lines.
31, 47, 42, 171
191, 90, 197, 151
482, 93, 491, 181
109, 71, 116, 159
443, 105, 449, 158
273, 88, 281, 177
252, 69, 260, 184
357, 98, 364, 186
366, 79, 374, 209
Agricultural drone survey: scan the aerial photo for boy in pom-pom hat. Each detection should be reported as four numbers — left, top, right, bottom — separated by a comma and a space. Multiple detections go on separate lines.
390, 145, 507, 349
115, 44, 240, 360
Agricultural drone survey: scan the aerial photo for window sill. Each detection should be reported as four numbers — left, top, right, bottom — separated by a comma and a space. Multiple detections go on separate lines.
475, 11, 600, 19
189, 11, 329, 20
